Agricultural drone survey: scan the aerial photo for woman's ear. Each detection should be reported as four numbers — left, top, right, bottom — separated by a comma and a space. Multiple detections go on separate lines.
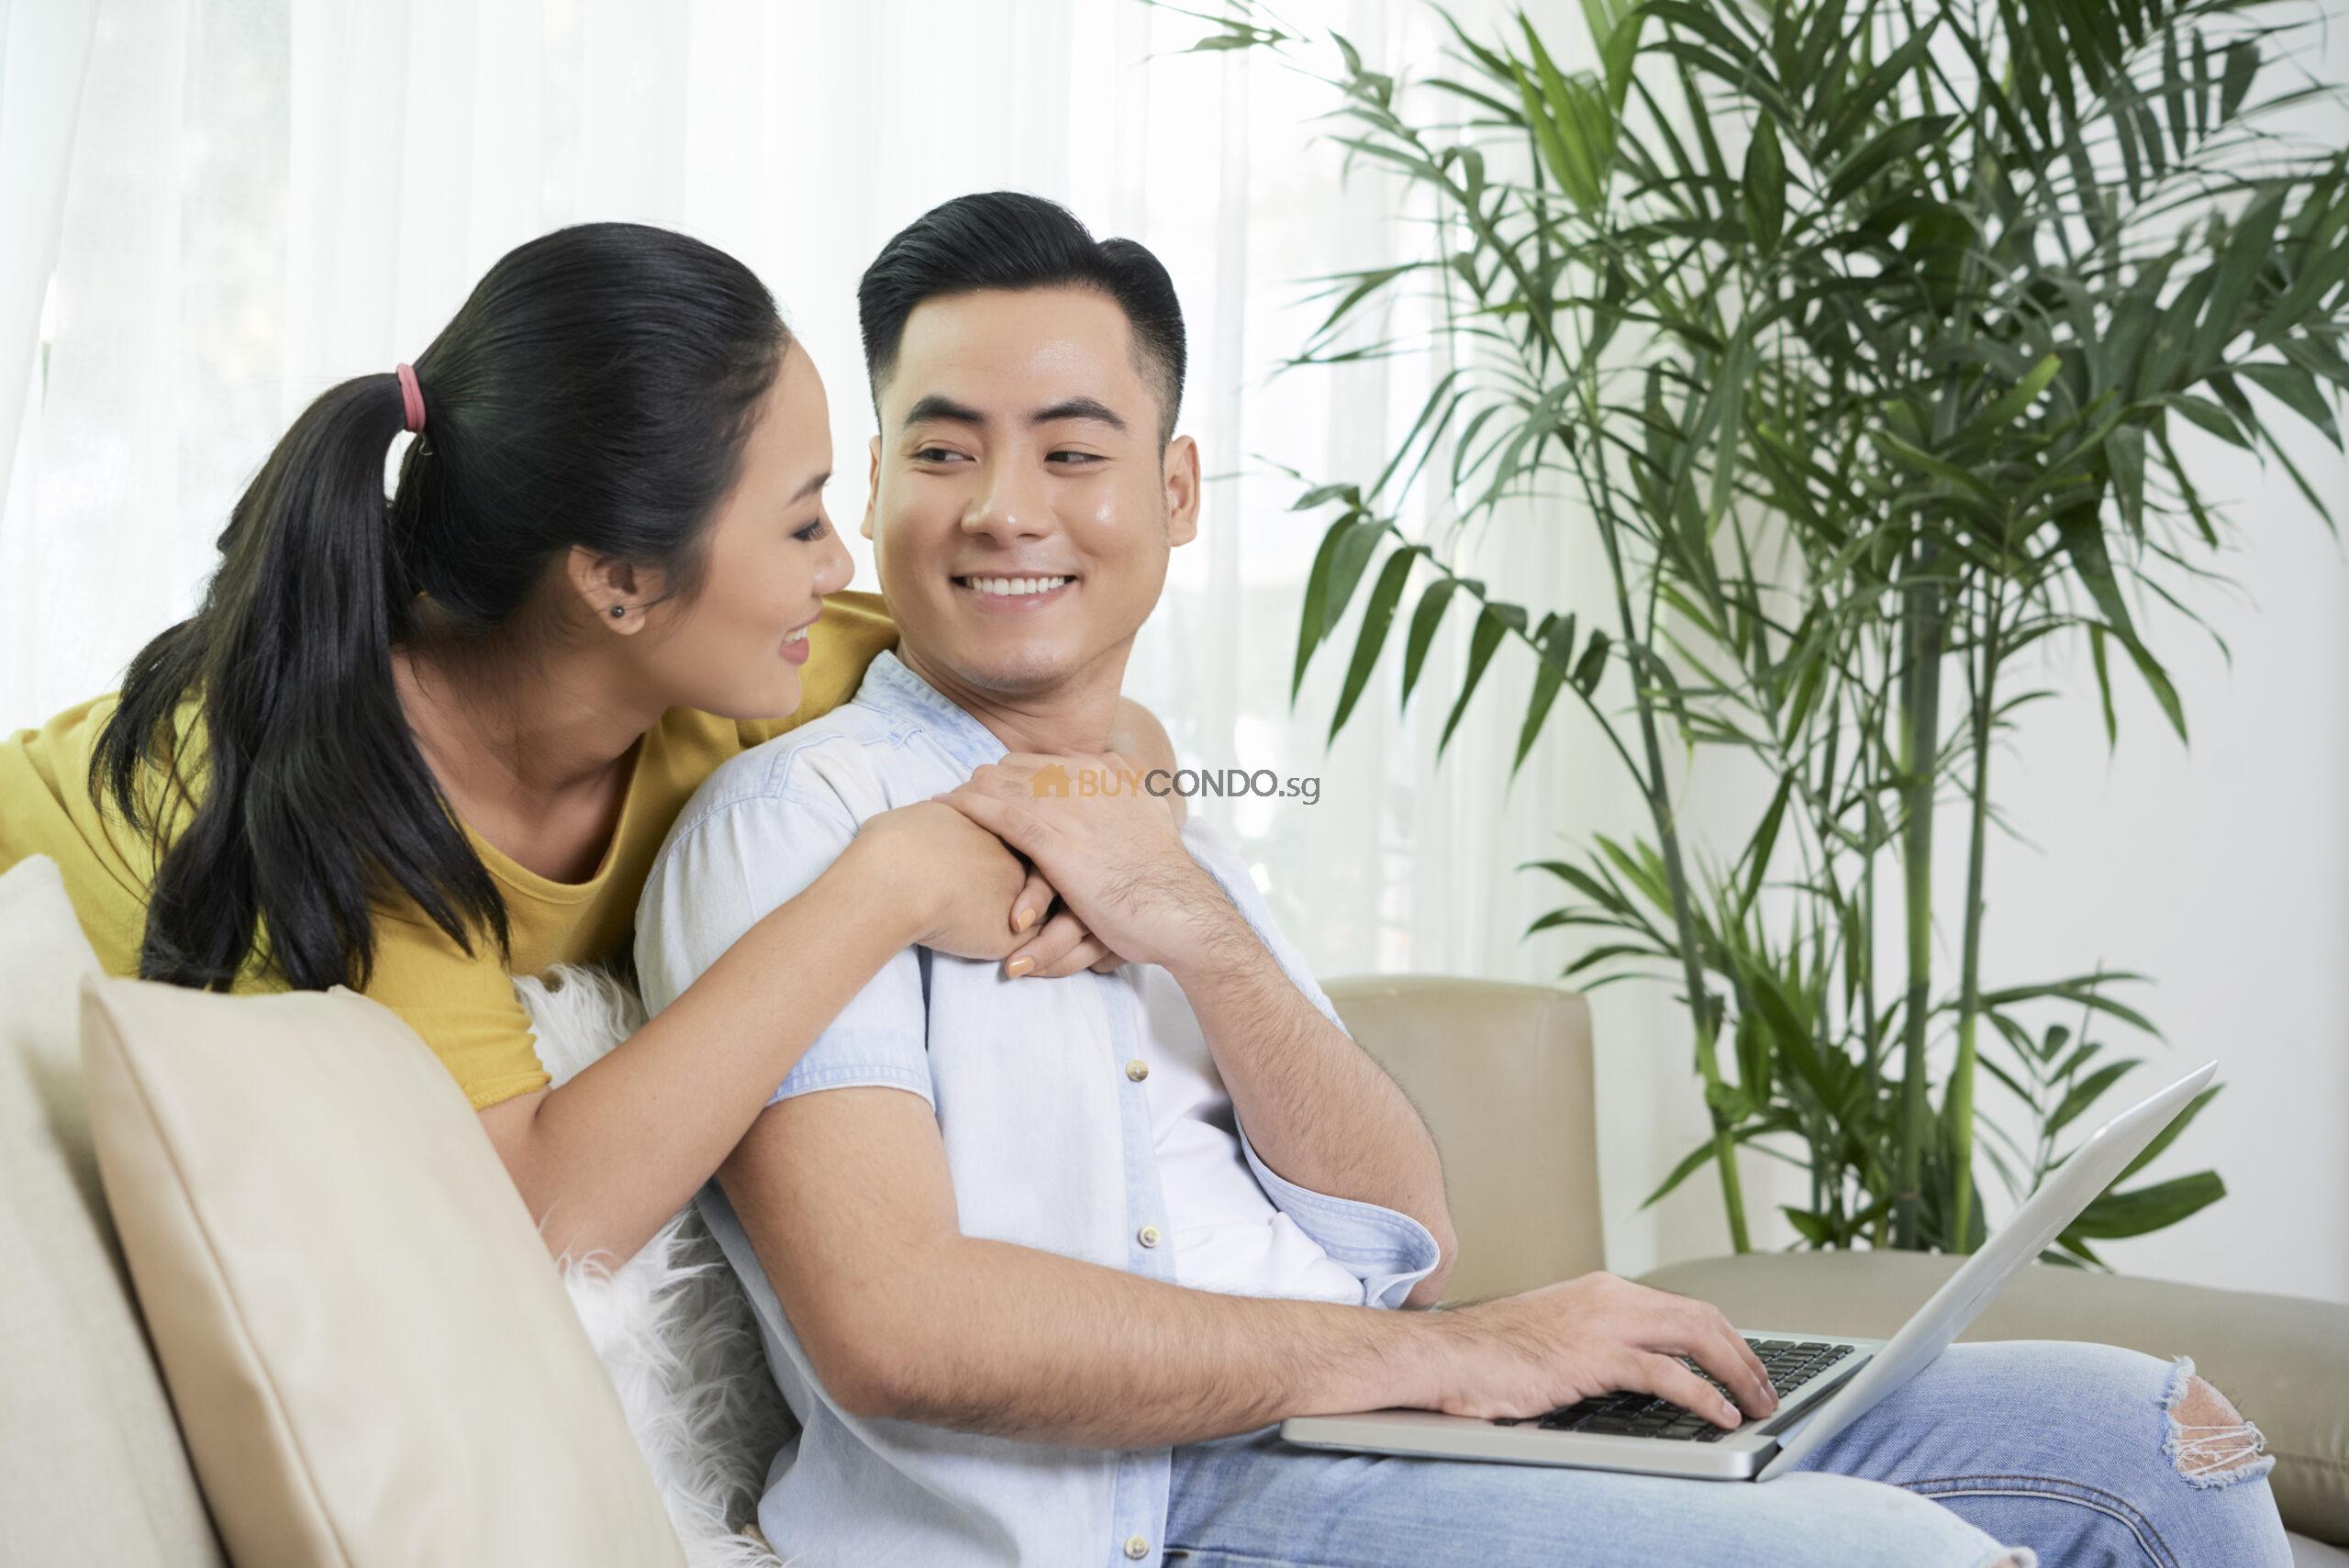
566, 543, 647, 630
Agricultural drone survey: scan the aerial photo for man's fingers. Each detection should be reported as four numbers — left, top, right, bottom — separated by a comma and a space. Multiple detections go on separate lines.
1678, 1299, 1772, 1413
1723, 1320, 1775, 1411
1704, 1320, 1776, 1416
1636, 1353, 1745, 1429
935, 785, 1044, 854
1678, 1322, 1773, 1418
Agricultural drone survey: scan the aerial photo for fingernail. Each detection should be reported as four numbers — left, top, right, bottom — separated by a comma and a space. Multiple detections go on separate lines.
1014, 906, 1038, 932
1005, 956, 1035, 979
1720, 1401, 1741, 1425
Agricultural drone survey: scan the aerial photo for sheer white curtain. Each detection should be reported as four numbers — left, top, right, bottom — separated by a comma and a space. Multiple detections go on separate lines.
1, 0, 1723, 1278
11, 0, 2340, 1295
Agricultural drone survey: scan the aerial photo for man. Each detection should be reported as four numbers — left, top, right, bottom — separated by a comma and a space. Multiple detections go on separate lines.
635, 194, 2288, 1568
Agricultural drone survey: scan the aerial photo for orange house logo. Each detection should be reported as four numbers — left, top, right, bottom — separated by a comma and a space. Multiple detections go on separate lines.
1030, 762, 1072, 798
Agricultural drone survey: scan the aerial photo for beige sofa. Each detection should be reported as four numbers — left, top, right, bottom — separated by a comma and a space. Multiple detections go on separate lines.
5, 894, 2343, 1562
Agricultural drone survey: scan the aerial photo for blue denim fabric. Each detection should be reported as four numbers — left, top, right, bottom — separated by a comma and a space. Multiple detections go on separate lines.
1162, 1340, 2292, 1567
634, 648, 1441, 1568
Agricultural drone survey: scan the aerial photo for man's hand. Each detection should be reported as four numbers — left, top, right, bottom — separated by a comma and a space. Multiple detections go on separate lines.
1425, 1272, 1779, 1429
931, 751, 1239, 973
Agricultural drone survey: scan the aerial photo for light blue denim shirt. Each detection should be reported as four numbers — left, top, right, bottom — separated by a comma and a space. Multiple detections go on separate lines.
634, 647, 1442, 1568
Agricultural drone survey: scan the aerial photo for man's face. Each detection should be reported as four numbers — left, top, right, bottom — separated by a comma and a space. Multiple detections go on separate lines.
862, 285, 1197, 700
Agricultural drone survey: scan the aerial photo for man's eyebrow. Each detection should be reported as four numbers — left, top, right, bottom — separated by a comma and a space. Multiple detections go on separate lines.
901, 394, 985, 430
898, 393, 1130, 435
789, 470, 830, 505
1031, 396, 1127, 433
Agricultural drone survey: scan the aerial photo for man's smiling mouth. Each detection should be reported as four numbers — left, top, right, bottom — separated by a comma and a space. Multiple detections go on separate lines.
953, 574, 1077, 599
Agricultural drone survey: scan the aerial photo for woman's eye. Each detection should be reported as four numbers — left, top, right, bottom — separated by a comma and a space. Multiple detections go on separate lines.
794, 518, 829, 542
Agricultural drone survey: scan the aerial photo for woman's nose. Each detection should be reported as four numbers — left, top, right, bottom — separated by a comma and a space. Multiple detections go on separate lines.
818, 528, 855, 592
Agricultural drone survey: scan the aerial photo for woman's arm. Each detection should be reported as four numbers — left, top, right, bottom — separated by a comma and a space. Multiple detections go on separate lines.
484, 697, 1186, 1265
478, 806, 1025, 1265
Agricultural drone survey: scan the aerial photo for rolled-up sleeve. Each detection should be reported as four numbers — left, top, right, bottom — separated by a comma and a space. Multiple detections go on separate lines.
634, 765, 931, 1108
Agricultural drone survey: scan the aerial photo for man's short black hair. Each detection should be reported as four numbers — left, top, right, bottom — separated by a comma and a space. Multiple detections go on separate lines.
858, 191, 1186, 446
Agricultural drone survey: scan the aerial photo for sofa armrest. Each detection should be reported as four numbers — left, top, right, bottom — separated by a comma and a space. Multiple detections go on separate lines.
1642, 1251, 2349, 1548
1321, 975, 1600, 1304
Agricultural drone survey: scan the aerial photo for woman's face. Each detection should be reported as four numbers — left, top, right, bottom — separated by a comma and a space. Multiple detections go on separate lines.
636, 339, 854, 720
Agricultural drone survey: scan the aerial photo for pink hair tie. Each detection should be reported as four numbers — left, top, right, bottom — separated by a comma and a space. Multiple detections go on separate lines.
395, 361, 427, 434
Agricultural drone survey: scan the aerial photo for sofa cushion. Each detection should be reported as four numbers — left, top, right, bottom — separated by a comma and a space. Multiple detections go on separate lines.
79, 960, 685, 1568
0, 854, 227, 1565
1643, 1250, 2349, 1548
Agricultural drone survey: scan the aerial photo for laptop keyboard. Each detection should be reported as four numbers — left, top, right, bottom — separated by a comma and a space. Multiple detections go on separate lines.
1491, 1339, 1856, 1442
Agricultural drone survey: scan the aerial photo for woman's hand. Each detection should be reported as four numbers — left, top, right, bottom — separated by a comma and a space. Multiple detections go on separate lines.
930, 751, 1234, 974
862, 799, 1127, 974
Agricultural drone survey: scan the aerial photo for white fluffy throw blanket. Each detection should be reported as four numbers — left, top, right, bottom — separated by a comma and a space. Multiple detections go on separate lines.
515, 963, 796, 1568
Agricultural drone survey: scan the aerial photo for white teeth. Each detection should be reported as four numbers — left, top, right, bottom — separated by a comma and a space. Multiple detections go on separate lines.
782, 625, 810, 643
963, 575, 1071, 597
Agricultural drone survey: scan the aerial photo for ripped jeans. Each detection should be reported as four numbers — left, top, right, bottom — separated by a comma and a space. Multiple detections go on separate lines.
1161, 1341, 2290, 1567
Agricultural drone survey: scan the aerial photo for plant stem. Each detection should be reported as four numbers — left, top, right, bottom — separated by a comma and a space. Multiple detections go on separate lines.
1577, 405, 1753, 1253
1948, 584, 2003, 1250
1894, 539, 1946, 1250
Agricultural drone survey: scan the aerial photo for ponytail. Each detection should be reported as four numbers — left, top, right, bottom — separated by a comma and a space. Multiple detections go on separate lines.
92, 373, 506, 990
89, 221, 787, 993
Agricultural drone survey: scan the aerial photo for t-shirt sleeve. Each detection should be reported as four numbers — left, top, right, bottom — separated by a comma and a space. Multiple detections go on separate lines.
634, 764, 931, 1109
359, 907, 553, 1110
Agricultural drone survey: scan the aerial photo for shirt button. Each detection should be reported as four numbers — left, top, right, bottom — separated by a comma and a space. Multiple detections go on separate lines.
1125, 1059, 1150, 1082
1138, 1225, 1162, 1248
1124, 1536, 1151, 1560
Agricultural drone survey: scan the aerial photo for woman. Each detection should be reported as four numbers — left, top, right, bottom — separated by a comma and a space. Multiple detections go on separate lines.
0, 220, 1166, 1266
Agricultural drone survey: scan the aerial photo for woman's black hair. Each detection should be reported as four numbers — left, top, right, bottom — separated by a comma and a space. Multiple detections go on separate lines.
857, 191, 1186, 444
89, 220, 790, 992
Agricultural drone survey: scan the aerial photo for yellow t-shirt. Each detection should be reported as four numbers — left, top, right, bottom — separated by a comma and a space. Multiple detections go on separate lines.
0, 589, 896, 1109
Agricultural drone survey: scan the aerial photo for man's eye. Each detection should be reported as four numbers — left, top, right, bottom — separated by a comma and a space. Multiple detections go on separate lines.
1048, 451, 1101, 465
914, 446, 963, 462
794, 519, 829, 542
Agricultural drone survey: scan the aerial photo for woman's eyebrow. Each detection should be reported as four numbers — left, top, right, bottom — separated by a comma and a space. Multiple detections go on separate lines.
789, 470, 831, 504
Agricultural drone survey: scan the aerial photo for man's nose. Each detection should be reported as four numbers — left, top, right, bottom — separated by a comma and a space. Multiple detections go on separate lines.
960, 459, 1052, 544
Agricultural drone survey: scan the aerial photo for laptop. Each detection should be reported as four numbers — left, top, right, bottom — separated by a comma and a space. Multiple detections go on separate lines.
1280, 1060, 2218, 1481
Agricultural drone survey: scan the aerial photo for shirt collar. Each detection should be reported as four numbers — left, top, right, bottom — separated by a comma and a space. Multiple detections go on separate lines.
858, 646, 1010, 773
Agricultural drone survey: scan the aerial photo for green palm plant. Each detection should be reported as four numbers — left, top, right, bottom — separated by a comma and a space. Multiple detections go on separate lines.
1186, 0, 2349, 1253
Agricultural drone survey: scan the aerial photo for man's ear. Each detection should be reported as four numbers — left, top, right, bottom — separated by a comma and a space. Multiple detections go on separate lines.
862, 435, 882, 542
1163, 434, 1201, 549
566, 543, 648, 632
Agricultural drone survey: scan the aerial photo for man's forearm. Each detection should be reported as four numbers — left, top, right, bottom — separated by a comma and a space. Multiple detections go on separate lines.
1163, 910, 1456, 1296
856, 1232, 1445, 1446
